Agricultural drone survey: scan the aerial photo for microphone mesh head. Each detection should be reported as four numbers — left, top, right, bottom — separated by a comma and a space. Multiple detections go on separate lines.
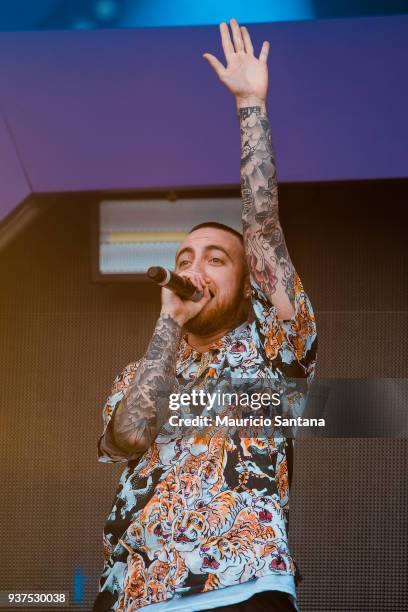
147, 266, 166, 282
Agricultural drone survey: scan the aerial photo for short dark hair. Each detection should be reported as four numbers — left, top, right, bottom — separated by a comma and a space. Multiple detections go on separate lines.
189, 221, 243, 243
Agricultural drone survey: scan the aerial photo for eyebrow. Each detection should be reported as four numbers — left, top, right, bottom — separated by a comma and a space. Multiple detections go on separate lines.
175, 244, 233, 263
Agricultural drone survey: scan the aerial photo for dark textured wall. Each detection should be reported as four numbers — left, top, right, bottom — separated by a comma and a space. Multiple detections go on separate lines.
0, 180, 407, 610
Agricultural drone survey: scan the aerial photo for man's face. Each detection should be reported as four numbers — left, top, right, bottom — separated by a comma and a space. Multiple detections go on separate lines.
175, 227, 249, 335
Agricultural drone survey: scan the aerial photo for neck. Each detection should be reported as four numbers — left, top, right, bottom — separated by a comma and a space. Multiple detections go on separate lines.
186, 327, 231, 353
186, 308, 249, 353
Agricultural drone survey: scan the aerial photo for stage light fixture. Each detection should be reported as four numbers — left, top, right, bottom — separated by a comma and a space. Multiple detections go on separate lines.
94, 197, 242, 280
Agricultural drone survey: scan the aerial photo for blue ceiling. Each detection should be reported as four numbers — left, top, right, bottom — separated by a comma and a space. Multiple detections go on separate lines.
1, 0, 408, 31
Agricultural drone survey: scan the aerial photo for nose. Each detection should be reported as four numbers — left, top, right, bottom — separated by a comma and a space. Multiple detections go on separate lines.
190, 259, 205, 275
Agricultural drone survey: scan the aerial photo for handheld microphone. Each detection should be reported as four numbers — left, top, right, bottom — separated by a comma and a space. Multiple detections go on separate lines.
146, 266, 203, 302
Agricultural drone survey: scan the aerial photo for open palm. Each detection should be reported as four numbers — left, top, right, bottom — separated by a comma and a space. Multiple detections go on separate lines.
203, 18, 269, 102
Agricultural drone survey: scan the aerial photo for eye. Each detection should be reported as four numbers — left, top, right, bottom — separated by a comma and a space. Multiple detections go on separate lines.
209, 257, 224, 265
178, 259, 191, 268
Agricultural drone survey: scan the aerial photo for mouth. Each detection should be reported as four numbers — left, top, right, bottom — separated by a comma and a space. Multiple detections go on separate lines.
259, 509, 273, 522
270, 555, 286, 571
201, 554, 220, 570
174, 533, 194, 543
231, 342, 246, 353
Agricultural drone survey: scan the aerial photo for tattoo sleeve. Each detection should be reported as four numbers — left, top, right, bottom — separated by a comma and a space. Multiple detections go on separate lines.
239, 105, 296, 315
109, 313, 182, 456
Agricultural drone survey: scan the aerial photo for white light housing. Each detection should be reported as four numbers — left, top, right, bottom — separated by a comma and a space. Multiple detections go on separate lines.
98, 198, 242, 276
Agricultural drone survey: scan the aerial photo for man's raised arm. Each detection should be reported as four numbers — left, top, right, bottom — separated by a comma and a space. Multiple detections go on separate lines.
203, 18, 295, 320
238, 104, 295, 320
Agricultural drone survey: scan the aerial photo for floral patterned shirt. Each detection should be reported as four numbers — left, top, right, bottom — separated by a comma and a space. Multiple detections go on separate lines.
96, 272, 317, 611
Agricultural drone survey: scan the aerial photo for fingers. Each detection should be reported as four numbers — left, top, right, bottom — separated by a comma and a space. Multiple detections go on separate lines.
201, 284, 212, 304
202, 53, 226, 78
259, 40, 270, 63
219, 19, 255, 60
179, 271, 207, 293
219, 21, 234, 61
229, 18, 244, 53
240, 26, 254, 55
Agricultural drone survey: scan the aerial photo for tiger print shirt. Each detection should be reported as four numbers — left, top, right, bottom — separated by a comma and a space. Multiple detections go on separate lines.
96, 271, 317, 611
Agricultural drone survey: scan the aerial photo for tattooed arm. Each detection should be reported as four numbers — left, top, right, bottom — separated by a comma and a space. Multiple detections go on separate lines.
203, 19, 295, 319
100, 272, 211, 460
239, 104, 295, 320
108, 313, 183, 457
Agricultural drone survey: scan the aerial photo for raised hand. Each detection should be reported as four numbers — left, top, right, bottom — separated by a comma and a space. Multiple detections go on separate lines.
203, 18, 269, 107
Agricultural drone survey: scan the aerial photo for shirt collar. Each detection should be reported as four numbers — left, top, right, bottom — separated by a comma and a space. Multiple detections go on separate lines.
179, 320, 249, 358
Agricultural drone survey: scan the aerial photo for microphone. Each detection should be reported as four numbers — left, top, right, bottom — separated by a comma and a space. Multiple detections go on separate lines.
146, 266, 203, 302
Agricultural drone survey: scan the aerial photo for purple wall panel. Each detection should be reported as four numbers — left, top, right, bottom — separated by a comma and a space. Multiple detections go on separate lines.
0, 15, 407, 223
0, 114, 31, 222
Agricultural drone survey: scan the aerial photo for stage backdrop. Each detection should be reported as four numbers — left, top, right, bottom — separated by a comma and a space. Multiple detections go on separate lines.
1, 14, 408, 224
0, 179, 407, 610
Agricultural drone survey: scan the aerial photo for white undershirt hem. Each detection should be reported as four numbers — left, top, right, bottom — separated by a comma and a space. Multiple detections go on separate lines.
142, 574, 298, 612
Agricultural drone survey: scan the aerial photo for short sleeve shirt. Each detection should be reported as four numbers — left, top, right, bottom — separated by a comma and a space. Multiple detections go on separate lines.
96, 272, 317, 610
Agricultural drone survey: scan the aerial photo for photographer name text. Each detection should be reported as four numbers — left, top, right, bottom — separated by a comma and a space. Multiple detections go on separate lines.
168, 414, 325, 427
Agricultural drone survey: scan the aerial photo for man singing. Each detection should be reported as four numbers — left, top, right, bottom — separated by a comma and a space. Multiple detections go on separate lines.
93, 18, 317, 612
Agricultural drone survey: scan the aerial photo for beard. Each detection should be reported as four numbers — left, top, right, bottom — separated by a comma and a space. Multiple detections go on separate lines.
184, 280, 249, 337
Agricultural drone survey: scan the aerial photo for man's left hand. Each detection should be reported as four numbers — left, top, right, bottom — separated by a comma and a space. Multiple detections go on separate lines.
203, 18, 269, 107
